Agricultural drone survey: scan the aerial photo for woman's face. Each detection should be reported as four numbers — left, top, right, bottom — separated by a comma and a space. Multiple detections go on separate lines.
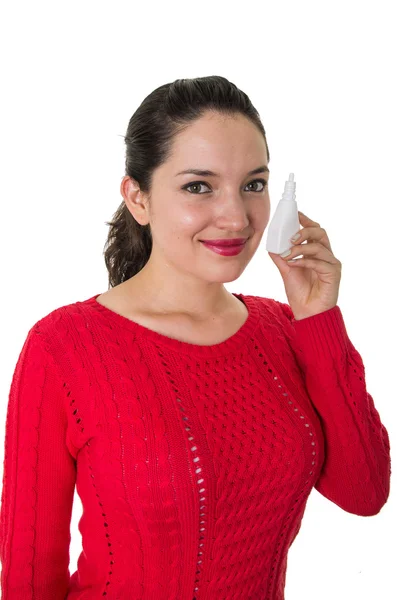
125, 110, 271, 292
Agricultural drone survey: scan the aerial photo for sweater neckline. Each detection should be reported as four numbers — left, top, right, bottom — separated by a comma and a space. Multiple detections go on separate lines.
83, 292, 260, 358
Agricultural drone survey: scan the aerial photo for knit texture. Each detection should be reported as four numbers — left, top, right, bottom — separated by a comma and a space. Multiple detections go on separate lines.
0, 292, 391, 599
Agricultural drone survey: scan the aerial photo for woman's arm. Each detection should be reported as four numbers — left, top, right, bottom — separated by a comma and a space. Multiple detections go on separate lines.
275, 300, 391, 516
0, 324, 76, 598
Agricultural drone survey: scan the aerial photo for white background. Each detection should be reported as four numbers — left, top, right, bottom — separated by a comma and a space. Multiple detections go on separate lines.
0, 0, 395, 598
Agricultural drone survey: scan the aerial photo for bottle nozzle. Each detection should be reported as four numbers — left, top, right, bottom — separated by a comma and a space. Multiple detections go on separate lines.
282, 172, 296, 202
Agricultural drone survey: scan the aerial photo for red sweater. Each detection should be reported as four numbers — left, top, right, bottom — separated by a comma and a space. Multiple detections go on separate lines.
0, 293, 391, 599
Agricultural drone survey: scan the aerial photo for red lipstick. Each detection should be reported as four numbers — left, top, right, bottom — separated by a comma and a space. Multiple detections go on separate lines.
200, 238, 248, 256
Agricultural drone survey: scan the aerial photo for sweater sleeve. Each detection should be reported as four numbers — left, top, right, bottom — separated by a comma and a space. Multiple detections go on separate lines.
0, 323, 76, 599
275, 301, 391, 517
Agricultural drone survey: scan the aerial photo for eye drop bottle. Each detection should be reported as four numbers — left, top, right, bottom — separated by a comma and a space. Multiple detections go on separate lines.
265, 173, 300, 255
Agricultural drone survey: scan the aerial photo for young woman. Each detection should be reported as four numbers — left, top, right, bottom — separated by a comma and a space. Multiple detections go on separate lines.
0, 75, 391, 600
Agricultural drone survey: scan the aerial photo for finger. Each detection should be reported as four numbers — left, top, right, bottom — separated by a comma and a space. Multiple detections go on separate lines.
293, 225, 333, 253
286, 257, 341, 276
297, 212, 322, 242
298, 211, 320, 226
284, 241, 338, 264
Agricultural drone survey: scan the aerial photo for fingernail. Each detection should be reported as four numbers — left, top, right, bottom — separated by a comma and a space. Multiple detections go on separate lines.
291, 233, 300, 242
280, 249, 291, 258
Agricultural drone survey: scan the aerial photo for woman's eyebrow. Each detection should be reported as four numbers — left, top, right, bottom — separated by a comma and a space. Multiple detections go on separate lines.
175, 165, 270, 177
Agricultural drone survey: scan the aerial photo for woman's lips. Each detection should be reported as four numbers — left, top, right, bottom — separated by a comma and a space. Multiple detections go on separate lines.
200, 240, 247, 256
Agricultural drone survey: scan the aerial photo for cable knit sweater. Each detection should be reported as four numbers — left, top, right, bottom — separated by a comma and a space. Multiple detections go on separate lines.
0, 292, 391, 600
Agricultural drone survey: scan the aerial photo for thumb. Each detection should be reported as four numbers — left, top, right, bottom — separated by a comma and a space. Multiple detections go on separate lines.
268, 251, 291, 278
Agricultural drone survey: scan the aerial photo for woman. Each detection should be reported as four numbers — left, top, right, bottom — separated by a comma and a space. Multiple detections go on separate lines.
0, 75, 391, 599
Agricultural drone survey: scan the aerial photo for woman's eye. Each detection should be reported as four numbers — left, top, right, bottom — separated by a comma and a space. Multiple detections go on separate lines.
246, 179, 267, 192
184, 182, 211, 194
183, 179, 268, 194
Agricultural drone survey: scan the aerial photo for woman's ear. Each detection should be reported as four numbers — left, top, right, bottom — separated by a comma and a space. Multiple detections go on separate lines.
121, 175, 150, 226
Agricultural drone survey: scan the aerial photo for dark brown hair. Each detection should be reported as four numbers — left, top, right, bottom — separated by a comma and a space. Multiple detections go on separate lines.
103, 75, 270, 289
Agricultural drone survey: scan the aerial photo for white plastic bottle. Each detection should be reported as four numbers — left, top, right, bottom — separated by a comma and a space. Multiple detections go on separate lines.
265, 173, 300, 255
